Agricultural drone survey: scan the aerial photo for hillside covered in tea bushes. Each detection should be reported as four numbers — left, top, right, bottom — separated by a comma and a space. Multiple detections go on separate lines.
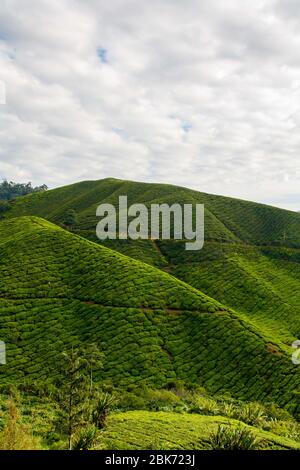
0, 178, 299, 419
0, 215, 298, 417
5, 178, 300, 344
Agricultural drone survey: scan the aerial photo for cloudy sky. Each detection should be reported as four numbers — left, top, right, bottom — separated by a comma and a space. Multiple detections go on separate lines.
0, 0, 300, 210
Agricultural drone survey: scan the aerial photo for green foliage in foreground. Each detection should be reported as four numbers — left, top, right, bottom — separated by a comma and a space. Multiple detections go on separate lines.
208, 424, 260, 450
55, 346, 103, 449
0, 386, 299, 450
0, 396, 41, 449
102, 411, 300, 450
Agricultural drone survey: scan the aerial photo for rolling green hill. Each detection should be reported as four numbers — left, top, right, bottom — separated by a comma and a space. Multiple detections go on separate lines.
4, 178, 300, 344
1, 179, 300, 425
0, 216, 299, 416
6, 177, 300, 247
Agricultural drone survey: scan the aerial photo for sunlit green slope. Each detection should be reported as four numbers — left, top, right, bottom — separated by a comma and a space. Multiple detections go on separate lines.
103, 411, 300, 450
0, 217, 298, 415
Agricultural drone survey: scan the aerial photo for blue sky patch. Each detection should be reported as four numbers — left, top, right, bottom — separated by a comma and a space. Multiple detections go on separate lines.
182, 122, 192, 132
97, 47, 108, 63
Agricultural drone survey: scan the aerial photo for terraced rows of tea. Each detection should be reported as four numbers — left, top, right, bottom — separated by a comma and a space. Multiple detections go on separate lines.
1, 179, 300, 420
102, 411, 300, 450
0, 217, 220, 311
159, 241, 300, 344
0, 216, 299, 416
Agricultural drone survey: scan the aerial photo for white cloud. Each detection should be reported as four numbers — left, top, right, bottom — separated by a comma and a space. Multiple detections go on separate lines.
0, 0, 299, 210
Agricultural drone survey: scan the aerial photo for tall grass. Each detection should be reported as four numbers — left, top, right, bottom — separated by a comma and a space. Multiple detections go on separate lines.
0, 398, 41, 450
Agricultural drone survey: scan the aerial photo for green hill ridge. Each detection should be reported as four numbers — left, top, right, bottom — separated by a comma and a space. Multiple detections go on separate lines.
6, 177, 300, 246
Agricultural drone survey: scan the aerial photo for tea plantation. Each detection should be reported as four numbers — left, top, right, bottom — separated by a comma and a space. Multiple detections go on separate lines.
102, 411, 300, 450
4, 178, 300, 350
0, 179, 299, 449
0, 216, 298, 417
